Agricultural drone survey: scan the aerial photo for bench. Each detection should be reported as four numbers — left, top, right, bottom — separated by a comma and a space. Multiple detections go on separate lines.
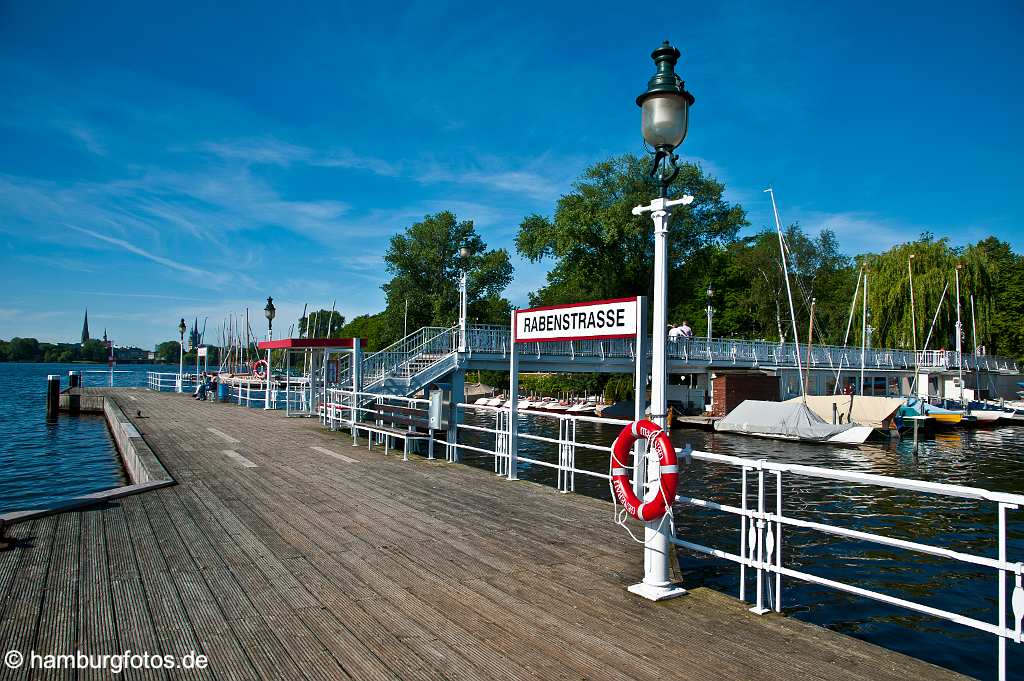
351, 402, 440, 461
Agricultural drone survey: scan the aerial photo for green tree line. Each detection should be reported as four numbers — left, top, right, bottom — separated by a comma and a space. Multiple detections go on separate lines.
0, 338, 153, 363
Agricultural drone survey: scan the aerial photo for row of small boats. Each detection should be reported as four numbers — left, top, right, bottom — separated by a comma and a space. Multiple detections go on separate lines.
897, 397, 1024, 428
472, 395, 600, 415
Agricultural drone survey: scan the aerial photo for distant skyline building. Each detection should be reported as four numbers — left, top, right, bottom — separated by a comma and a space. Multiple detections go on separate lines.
81, 309, 90, 345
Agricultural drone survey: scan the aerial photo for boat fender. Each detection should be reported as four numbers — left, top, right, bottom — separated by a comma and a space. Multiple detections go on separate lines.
609, 420, 679, 522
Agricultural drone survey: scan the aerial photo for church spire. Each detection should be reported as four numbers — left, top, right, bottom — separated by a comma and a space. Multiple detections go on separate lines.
81, 309, 90, 345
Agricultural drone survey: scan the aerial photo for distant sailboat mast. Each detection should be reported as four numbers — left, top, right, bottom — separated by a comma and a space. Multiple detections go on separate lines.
860, 270, 868, 396
970, 292, 980, 397
833, 266, 863, 395
955, 264, 964, 406
765, 187, 806, 404
908, 254, 918, 387
910, 280, 950, 398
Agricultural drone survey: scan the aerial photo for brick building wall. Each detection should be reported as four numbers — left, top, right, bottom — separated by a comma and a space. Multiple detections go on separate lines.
711, 372, 779, 417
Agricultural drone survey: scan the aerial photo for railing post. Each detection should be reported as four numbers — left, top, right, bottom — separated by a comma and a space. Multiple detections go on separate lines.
740, 466, 748, 602
557, 419, 567, 492
507, 326, 519, 481
750, 460, 769, 614
774, 470, 782, 612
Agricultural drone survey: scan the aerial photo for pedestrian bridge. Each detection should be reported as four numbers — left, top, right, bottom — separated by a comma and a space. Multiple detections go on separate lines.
348, 324, 1020, 396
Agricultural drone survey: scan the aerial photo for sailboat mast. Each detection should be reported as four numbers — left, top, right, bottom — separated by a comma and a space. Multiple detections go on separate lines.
804, 297, 816, 397
834, 266, 863, 395
908, 254, 918, 400
765, 187, 805, 404
908, 254, 918, 355
860, 271, 868, 396
955, 265, 963, 405
910, 280, 949, 398
970, 293, 979, 397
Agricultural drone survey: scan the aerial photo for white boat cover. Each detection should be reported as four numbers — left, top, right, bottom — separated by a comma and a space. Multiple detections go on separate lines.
714, 400, 859, 441
786, 395, 903, 429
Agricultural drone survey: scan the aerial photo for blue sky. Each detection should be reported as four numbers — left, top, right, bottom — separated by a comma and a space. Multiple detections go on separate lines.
1, 1, 1021, 348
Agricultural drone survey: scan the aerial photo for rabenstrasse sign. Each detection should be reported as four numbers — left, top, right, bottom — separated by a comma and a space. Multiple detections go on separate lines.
514, 297, 638, 343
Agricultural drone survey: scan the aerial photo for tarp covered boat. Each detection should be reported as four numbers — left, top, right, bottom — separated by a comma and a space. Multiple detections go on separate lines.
786, 395, 903, 430
714, 400, 873, 444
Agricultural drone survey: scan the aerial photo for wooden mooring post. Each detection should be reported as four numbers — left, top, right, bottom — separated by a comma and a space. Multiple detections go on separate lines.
45, 374, 60, 418
68, 370, 81, 414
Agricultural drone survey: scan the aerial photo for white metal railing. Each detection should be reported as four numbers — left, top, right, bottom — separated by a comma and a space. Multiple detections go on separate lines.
316, 388, 1022, 680
78, 369, 134, 387
321, 387, 435, 459
146, 371, 195, 392
673, 451, 1024, 681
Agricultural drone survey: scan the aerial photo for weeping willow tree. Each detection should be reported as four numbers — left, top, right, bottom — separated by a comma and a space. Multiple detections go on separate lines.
859, 235, 994, 353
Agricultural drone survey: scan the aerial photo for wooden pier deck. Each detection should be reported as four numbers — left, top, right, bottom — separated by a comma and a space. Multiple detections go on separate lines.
0, 389, 967, 680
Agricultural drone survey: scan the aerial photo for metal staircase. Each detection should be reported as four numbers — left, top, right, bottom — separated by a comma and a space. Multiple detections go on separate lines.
344, 325, 461, 396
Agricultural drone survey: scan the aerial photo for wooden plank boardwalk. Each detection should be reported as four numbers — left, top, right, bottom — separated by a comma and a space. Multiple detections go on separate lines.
0, 389, 967, 680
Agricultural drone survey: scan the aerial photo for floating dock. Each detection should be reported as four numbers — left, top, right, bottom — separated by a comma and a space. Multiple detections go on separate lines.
0, 389, 966, 680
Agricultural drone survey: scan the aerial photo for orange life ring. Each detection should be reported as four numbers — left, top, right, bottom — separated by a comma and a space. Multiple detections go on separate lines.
252, 359, 269, 380
610, 420, 679, 521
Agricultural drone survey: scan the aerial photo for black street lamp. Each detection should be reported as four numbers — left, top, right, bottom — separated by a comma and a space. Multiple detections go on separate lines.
177, 318, 187, 392
263, 296, 276, 410
264, 296, 276, 339
637, 41, 695, 197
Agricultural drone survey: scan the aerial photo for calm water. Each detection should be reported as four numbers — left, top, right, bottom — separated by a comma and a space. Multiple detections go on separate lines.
0, 363, 175, 514
459, 410, 1024, 680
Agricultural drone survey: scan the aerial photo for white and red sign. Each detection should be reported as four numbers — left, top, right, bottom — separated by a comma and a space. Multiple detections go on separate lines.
514, 297, 639, 343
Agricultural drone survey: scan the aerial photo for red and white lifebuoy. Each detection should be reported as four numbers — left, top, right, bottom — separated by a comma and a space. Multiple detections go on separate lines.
251, 359, 269, 380
610, 420, 679, 521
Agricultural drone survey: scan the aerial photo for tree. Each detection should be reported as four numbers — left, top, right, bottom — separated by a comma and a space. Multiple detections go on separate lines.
7, 337, 41, 361
516, 154, 747, 308
80, 339, 109, 363
381, 211, 513, 344
155, 340, 183, 363
298, 310, 346, 338
859, 236, 994, 352
336, 313, 388, 351
968, 237, 1023, 360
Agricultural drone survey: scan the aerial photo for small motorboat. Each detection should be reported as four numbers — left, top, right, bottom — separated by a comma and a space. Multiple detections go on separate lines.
900, 398, 962, 426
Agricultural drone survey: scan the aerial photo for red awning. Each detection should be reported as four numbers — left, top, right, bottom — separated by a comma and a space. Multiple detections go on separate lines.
256, 338, 367, 350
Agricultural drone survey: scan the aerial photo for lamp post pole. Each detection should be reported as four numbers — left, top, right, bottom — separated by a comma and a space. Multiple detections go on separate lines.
458, 246, 469, 352
264, 297, 276, 410
177, 318, 187, 393
629, 40, 694, 602
706, 283, 714, 345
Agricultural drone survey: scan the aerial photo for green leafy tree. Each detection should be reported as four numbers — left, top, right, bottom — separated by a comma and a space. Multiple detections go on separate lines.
298, 310, 346, 338
155, 340, 183, 363
336, 313, 388, 351
709, 226, 856, 344
516, 154, 746, 307
975, 237, 1024, 360
7, 337, 41, 361
381, 211, 513, 343
80, 339, 111, 362
859, 235, 994, 352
